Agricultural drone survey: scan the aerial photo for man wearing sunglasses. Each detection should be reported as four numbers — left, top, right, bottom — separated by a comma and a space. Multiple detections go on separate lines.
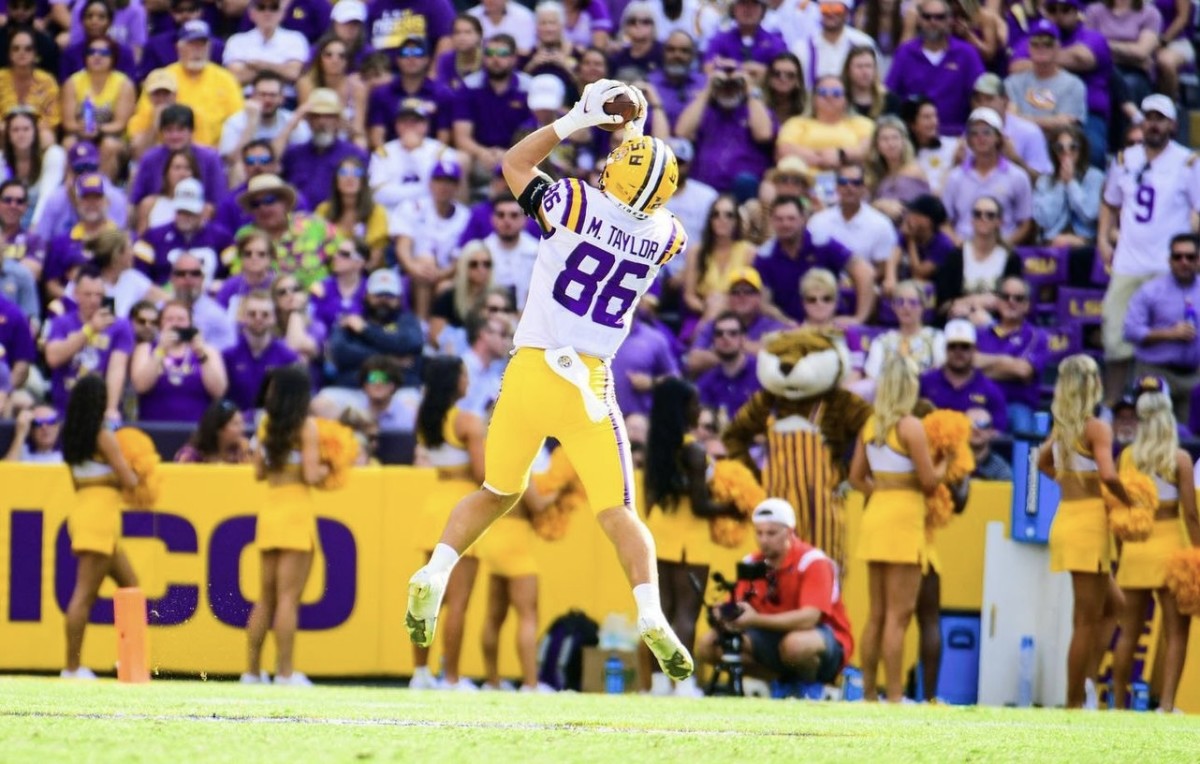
219, 71, 309, 173
647, 32, 707, 133
233, 173, 336, 289
695, 310, 762, 422
809, 160, 897, 279
134, 178, 233, 286
696, 498, 853, 690
277, 88, 368, 207
3, 403, 63, 463
223, 0, 308, 86
165, 252, 237, 351
886, 0, 984, 136
139, 0, 225, 80
453, 33, 533, 182
34, 141, 129, 240
1099, 95, 1200, 408
1122, 234, 1200, 423
967, 407, 1012, 481
328, 268, 424, 388
214, 140, 312, 234
918, 318, 1009, 432
686, 267, 786, 375
974, 276, 1048, 434
366, 35, 454, 148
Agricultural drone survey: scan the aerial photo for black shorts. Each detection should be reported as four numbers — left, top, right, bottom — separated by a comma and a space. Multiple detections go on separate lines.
745, 623, 843, 684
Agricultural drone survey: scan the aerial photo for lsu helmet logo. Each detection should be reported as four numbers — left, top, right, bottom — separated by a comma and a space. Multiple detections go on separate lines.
600, 136, 678, 215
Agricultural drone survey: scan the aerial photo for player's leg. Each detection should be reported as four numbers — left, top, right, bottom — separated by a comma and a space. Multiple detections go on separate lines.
480, 573, 510, 689
64, 552, 110, 673
245, 550, 280, 679
406, 363, 544, 648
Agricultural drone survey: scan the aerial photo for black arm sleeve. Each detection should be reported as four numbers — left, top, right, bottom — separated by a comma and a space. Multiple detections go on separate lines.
518, 175, 553, 235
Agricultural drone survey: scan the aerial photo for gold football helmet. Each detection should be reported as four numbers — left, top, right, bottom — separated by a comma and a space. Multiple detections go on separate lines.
599, 135, 678, 215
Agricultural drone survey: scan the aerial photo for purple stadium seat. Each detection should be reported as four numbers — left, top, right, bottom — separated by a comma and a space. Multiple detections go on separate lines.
1017, 246, 1068, 307
1042, 322, 1083, 366
1089, 250, 1111, 287
1056, 287, 1105, 326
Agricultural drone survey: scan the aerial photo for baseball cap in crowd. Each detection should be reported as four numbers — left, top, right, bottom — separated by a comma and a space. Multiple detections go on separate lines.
145, 69, 178, 94
973, 73, 1004, 97
177, 19, 210, 42
431, 156, 462, 182
396, 97, 430, 120
944, 319, 978, 346
527, 74, 566, 112
1133, 375, 1170, 398
967, 107, 1003, 132
904, 194, 948, 227
769, 155, 815, 184
237, 173, 298, 210
665, 137, 694, 164
367, 269, 402, 297
331, 0, 366, 23
69, 141, 99, 172
752, 498, 796, 528
172, 178, 204, 215
1028, 19, 1060, 41
1141, 94, 1178, 122
75, 172, 105, 197
305, 88, 342, 116
726, 266, 763, 293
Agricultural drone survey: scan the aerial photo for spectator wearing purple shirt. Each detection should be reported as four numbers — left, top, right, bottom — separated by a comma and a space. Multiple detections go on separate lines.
34, 141, 129, 239
42, 173, 116, 297
0, 293, 35, 391
1123, 233, 1200, 423
703, 0, 787, 78
139, 0, 225, 80
132, 178, 232, 285
885, 0, 985, 136
58, 0, 138, 81
432, 14, 482, 91
695, 310, 762, 421
0, 0, 60, 77
367, 0, 456, 55
309, 238, 367, 331
215, 231, 275, 319
214, 139, 312, 235
688, 268, 787, 376
611, 301, 681, 417
129, 105, 228, 206
220, 289, 301, 413
65, 0, 148, 51
366, 34, 456, 147
974, 276, 1048, 433
453, 34, 531, 182
278, 89, 369, 208
607, 3, 663, 80
646, 30, 707, 133
918, 319, 1009, 432
129, 299, 228, 423
1008, 0, 1113, 167
752, 196, 873, 325
676, 59, 774, 193
42, 266, 133, 417
883, 194, 954, 290
941, 108, 1034, 246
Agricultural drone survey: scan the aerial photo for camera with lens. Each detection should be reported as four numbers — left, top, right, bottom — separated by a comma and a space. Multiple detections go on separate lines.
691, 560, 769, 695
712, 65, 747, 94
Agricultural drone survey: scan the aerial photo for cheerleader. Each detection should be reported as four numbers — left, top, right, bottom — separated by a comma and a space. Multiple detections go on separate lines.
643, 377, 736, 697
1111, 392, 1200, 712
61, 375, 140, 679
849, 357, 945, 702
1037, 354, 1132, 709
244, 365, 325, 686
410, 356, 486, 691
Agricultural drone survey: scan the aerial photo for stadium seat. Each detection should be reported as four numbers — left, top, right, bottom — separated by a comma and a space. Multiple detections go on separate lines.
1055, 287, 1105, 327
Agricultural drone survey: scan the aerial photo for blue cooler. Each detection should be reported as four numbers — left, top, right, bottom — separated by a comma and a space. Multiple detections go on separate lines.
918, 611, 981, 705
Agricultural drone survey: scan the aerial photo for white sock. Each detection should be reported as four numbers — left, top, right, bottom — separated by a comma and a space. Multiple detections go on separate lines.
427, 543, 460, 574
633, 583, 662, 620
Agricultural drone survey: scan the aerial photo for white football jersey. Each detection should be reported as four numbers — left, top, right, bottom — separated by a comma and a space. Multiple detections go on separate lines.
514, 178, 687, 360
1103, 142, 1200, 277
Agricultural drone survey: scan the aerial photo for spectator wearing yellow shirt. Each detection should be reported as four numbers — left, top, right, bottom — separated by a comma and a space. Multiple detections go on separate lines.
777, 74, 873, 171
129, 21, 243, 149
128, 69, 178, 159
315, 155, 389, 268
0, 29, 60, 148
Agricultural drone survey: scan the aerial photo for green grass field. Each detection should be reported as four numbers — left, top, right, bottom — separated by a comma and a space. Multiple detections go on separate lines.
2, 676, 1198, 763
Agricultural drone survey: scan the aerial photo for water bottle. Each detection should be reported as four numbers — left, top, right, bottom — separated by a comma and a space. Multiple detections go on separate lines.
1017, 636, 1035, 708
82, 97, 97, 137
604, 653, 625, 694
841, 666, 864, 702
1185, 301, 1197, 329
1131, 681, 1150, 711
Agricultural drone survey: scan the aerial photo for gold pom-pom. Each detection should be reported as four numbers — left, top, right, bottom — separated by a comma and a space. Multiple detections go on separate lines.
530, 450, 586, 542
925, 484, 954, 530
707, 459, 766, 549
315, 418, 359, 490
922, 410, 975, 483
1165, 548, 1200, 616
1102, 471, 1158, 542
115, 427, 161, 508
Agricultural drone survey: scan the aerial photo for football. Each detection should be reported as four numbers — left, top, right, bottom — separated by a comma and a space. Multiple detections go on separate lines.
600, 91, 638, 132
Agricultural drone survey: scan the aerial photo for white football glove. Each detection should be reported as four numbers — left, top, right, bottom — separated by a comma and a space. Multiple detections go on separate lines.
624, 85, 649, 138
553, 79, 633, 140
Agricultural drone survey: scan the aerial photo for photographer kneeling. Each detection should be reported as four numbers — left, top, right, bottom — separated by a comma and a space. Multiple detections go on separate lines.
697, 499, 854, 687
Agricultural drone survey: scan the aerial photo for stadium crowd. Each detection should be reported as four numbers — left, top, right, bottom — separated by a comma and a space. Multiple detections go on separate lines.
2, 0, 1200, 701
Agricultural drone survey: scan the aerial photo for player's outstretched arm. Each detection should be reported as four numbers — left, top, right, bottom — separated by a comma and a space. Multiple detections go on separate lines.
501, 79, 632, 198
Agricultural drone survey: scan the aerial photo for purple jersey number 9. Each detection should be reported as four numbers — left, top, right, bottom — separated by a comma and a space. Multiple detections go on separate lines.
1134, 185, 1155, 224
552, 242, 652, 328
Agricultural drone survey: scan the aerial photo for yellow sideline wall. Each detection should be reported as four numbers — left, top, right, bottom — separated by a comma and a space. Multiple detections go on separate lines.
0, 464, 1195, 710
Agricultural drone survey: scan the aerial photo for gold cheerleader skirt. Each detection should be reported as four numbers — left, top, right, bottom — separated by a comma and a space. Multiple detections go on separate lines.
1049, 498, 1110, 573
69, 486, 122, 555
858, 488, 928, 571
1117, 507, 1188, 589
475, 515, 539, 578
256, 483, 318, 552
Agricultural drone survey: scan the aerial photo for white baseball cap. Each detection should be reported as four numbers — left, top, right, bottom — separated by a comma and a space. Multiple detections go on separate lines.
527, 74, 566, 112
944, 319, 977, 346
172, 177, 204, 215
367, 268, 402, 297
331, 0, 366, 23
752, 498, 796, 529
1141, 94, 1177, 122
967, 107, 1003, 133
